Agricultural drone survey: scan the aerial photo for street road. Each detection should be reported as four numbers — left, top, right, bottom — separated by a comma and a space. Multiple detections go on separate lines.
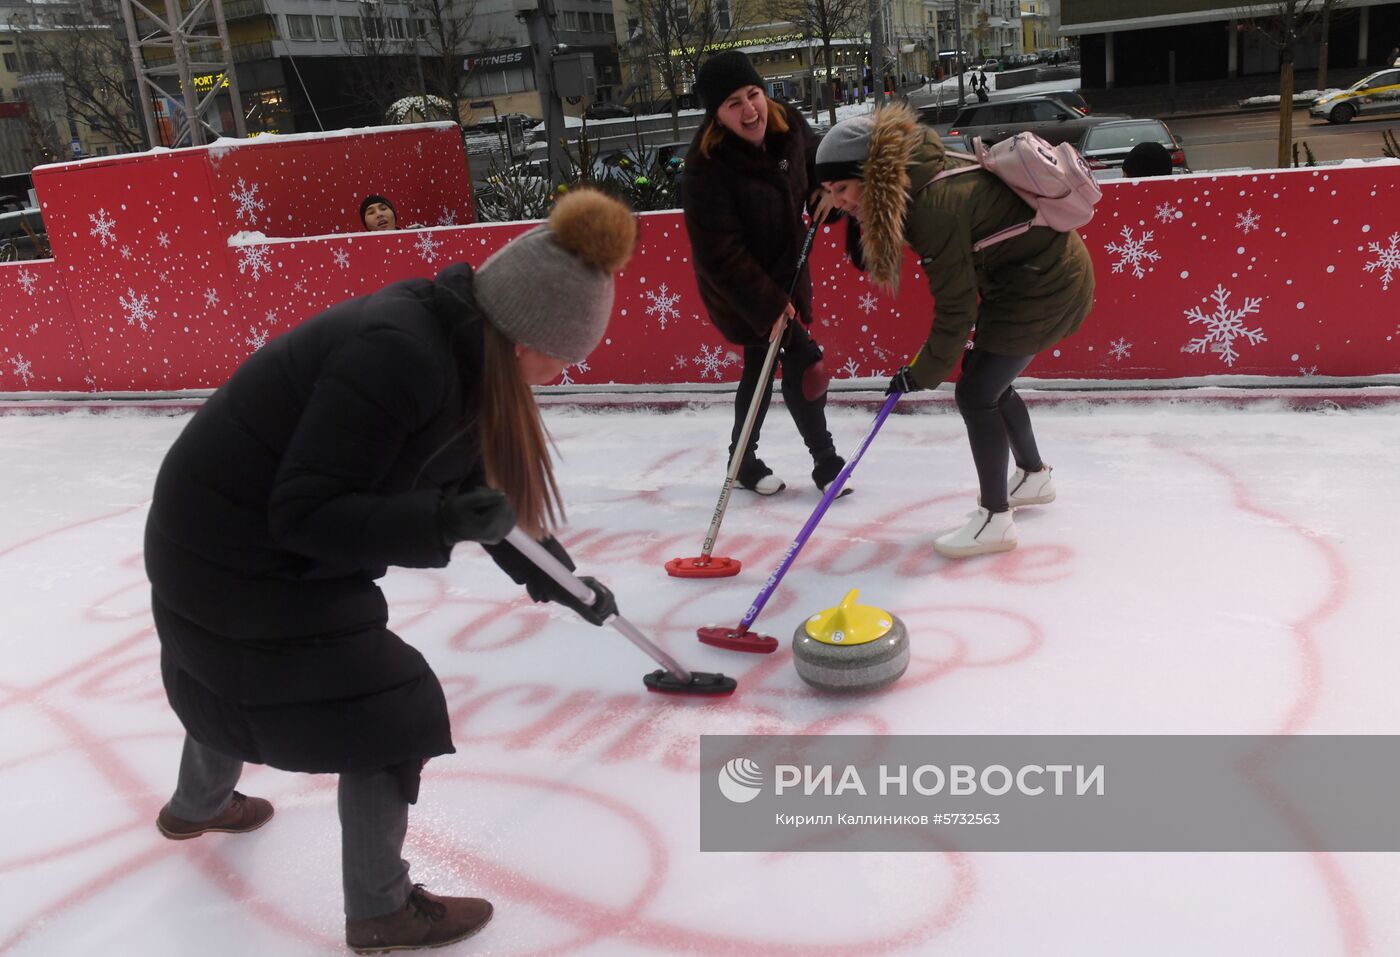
1169, 109, 1394, 171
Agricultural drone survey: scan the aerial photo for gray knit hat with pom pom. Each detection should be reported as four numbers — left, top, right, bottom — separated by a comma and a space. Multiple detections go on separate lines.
474, 189, 637, 363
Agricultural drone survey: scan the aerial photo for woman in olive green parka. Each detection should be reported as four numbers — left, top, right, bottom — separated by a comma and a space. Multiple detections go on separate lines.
815, 103, 1095, 558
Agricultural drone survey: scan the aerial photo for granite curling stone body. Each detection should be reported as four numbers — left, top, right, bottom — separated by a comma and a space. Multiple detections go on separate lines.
792, 589, 909, 692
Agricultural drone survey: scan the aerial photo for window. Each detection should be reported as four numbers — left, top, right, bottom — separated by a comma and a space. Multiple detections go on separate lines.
414, 17, 429, 38
561, 9, 577, 30
387, 17, 406, 39
605, 13, 615, 32
341, 15, 362, 39
286, 14, 315, 40
714, 0, 730, 30
3, 52, 17, 71
317, 15, 336, 38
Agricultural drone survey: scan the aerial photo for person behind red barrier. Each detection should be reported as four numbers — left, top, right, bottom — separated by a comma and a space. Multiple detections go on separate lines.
359, 194, 398, 231
681, 49, 851, 498
145, 188, 633, 954
816, 104, 1095, 558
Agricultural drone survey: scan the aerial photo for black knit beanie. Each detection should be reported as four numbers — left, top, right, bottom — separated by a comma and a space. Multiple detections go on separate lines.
1121, 141, 1172, 178
359, 194, 396, 222
695, 51, 764, 114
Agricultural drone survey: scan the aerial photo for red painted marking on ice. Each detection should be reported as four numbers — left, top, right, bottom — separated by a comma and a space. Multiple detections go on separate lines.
1170, 443, 1365, 956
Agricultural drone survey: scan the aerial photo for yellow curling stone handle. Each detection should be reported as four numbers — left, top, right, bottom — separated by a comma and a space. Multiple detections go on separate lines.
803, 588, 894, 646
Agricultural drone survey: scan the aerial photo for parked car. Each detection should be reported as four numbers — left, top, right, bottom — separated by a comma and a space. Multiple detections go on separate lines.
1309, 67, 1400, 124
921, 94, 1124, 150
1076, 118, 1190, 179
584, 101, 634, 120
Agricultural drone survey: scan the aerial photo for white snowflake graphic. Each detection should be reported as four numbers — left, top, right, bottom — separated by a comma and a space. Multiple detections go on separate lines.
16, 268, 37, 296
436, 207, 457, 227
204, 287, 219, 308
644, 283, 682, 328
28, 322, 38, 335
840, 357, 861, 377
8, 353, 34, 386
88, 208, 117, 246
415, 231, 443, 264
857, 291, 878, 315
158, 269, 171, 284
229, 178, 266, 225
332, 247, 350, 269
237, 244, 273, 280
1299, 365, 1318, 377
157, 231, 171, 248
119, 245, 133, 260
557, 359, 590, 386
1235, 208, 1261, 234
118, 287, 155, 332
692, 343, 738, 379
1362, 231, 1400, 291
1182, 284, 1266, 367
245, 325, 269, 350
1108, 337, 1133, 361
1105, 226, 1161, 279
1154, 202, 1180, 224
293, 279, 305, 294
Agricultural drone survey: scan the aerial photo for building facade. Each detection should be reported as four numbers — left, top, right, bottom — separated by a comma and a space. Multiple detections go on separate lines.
1060, 0, 1400, 89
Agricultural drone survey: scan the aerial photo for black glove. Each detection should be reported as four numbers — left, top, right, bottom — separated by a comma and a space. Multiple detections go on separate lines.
439, 487, 515, 545
482, 535, 574, 594
553, 576, 618, 627
886, 366, 921, 395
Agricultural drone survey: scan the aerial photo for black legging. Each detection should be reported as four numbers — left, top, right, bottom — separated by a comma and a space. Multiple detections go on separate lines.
954, 349, 1044, 512
729, 322, 835, 478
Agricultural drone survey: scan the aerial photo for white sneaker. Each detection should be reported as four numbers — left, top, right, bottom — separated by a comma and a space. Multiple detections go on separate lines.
933, 507, 1017, 558
747, 474, 786, 496
822, 481, 854, 499
1008, 465, 1055, 508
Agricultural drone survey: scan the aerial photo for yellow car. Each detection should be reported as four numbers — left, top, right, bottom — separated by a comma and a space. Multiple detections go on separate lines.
1310, 67, 1400, 124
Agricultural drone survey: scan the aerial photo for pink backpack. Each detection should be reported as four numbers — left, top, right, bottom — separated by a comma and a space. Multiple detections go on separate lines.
927, 132, 1102, 252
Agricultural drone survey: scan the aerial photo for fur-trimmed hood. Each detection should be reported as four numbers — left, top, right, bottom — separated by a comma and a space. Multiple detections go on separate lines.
857, 103, 941, 291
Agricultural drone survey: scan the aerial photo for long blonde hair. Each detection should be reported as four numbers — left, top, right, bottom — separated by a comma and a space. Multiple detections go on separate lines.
698, 97, 792, 159
478, 321, 562, 538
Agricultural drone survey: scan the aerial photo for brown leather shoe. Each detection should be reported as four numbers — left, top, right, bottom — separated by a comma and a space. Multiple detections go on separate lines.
346, 885, 493, 954
156, 791, 274, 840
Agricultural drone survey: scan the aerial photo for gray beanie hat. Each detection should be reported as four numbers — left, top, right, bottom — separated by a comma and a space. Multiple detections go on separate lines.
814, 113, 877, 183
474, 189, 637, 364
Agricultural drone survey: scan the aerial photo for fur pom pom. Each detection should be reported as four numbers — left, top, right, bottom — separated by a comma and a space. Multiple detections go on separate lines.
548, 188, 637, 273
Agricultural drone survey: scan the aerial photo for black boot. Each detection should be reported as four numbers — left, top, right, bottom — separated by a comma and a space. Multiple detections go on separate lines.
811, 453, 852, 498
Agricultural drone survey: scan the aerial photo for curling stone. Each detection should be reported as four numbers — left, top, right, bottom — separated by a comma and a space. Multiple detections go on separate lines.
792, 588, 908, 693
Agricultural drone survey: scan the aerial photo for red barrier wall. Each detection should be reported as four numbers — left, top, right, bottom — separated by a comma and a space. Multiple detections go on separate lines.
3, 139, 1397, 395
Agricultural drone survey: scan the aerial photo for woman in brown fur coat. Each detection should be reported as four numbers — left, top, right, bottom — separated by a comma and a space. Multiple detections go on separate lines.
815, 104, 1095, 557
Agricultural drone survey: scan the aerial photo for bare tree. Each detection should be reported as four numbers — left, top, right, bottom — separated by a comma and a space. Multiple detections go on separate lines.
14, 19, 144, 152
764, 0, 864, 124
406, 0, 477, 105
344, 3, 421, 122
1237, 0, 1344, 168
630, 0, 747, 137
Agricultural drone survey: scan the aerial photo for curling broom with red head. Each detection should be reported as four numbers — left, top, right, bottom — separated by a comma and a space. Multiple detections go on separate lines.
505, 529, 736, 696
697, 390, 902, 653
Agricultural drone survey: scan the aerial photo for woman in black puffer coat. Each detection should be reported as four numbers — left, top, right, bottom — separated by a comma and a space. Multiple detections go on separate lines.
146, 189, 634, 954
681, 51, 848, 497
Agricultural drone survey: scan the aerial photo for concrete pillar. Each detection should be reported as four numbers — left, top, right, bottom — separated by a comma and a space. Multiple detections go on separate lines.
1357, 5, 1369, 66
1105, 31, 1115, 88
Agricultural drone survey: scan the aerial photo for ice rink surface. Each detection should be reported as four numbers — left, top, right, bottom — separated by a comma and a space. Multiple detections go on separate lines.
3, 394, 1399, 956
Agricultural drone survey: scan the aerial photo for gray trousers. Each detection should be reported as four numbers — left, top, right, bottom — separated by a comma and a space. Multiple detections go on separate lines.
168, 734, 413, 920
